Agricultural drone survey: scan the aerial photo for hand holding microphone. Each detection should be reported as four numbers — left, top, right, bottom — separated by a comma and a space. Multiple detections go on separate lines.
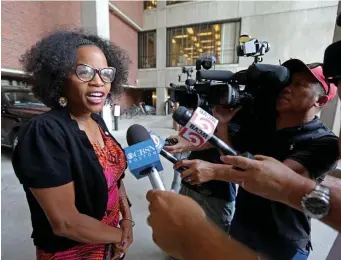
173, 106, 254, 159
146, 190, 206, 260
125, 124, 165, 190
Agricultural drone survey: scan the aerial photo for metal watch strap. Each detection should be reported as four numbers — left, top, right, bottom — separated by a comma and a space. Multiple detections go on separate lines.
313, 184, 330, 198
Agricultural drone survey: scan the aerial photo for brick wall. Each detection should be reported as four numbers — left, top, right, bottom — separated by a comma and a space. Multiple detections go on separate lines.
110, 1, 143, 27
2, 1, 81, 70
114, 89, 143, 109
109, 1, 143, 108
109, 12, 138, 86
2, 1, 143, 109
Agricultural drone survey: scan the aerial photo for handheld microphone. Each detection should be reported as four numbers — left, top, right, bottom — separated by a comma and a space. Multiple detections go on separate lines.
125, 125, 165, 190
173, 106, 253, 159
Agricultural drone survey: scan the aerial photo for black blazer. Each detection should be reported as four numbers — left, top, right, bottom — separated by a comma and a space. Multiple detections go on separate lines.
12, 107, 127, 253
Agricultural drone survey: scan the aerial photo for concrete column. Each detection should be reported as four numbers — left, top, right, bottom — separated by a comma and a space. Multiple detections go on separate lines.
157, 0, 167, 9
81, 0, 113, 132
156, 26, 167, 115
320, 1, 341, 135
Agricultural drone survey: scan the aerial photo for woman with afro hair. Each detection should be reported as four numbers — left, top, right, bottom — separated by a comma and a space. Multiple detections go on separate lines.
12, 30, 134, 260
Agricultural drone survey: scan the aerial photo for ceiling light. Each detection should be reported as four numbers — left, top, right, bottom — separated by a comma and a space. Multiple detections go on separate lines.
195, 43, 200, 47
192, 36, 197, 41
172, 39, 176, 44
215, 34, 220, 40
214, 24, 220, 32
174, 35, 188, 39
198, 32, 212, 36
187, 28, 194, 34
201, 40, 213, 43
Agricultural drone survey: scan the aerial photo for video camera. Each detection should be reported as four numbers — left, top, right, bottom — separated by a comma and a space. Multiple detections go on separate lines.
169, 35, 290, 115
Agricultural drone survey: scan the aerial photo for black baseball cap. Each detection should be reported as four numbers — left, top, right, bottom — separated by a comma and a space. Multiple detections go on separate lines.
323, 40, 341, 79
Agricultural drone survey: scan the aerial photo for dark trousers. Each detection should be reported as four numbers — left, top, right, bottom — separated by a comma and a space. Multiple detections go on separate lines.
230, 219, 310, 260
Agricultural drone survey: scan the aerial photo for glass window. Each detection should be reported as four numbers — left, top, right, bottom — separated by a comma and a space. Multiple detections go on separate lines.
138, 30, 157, 69
144, 0, 157, 10
166, 20, 241, 67
166, 1, 188, 5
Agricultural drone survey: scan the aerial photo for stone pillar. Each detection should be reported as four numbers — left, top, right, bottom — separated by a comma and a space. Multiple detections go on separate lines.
81, 0, 113, 132
156, 26, 167, 115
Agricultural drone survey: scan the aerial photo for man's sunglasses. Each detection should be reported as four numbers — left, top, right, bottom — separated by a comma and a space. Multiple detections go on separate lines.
75, 64, 116, 83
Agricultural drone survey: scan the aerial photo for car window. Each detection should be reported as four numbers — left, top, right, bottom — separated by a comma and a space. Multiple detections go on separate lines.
3, 91, 44, 107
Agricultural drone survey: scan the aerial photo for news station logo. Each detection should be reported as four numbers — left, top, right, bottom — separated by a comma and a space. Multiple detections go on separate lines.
149, 131, 166, 153
124, 139, 163, 179
126, 145, 157, 164
179, 107, 218, 147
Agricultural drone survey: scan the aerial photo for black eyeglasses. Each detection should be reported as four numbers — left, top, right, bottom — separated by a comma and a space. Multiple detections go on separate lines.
75, 64, 116, 83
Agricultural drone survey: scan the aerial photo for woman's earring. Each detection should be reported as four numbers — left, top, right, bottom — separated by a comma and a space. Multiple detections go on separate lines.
58, 97, 68, 107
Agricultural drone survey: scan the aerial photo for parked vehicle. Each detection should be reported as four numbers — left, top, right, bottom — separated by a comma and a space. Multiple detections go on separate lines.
1, 86, 49, 150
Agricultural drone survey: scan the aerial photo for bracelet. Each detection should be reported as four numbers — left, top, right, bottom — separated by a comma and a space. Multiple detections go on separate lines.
119, 218, 135, 227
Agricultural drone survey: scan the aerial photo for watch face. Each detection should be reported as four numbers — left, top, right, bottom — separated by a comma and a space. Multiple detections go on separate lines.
305, 197, 329, 215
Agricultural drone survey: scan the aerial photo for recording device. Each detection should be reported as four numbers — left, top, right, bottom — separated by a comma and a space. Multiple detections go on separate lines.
173, 106, 254, 159
125, 125, 165, 190
169, 34, 290, 117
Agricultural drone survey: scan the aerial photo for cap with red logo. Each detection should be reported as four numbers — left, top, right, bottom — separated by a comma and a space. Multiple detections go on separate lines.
282, 59, 337, 102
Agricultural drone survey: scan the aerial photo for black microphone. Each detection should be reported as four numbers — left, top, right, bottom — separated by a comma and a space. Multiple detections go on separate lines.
196, 70, 234, 82
172, 106, 254, 159
126, 125, 165, 190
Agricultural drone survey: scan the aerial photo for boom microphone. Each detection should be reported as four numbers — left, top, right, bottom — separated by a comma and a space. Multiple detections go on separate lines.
196, 70, 234, 82
126, 124, 165, 190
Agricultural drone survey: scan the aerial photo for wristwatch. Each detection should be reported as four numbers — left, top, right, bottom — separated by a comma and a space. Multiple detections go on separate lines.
301, 184, 330, 219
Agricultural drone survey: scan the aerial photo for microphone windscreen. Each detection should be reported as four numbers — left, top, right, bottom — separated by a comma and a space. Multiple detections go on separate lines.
126, 124, 151, 145
172, 106, 192, 126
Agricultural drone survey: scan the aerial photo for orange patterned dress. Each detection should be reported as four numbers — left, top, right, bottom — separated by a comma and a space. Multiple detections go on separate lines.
37, 127, 127, 260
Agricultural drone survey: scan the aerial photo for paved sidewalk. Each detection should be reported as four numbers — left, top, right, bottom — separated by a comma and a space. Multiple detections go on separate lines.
1, 114, 338, 260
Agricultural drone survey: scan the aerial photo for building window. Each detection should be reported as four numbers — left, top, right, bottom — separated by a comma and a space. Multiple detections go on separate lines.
166, 20, 241, 67
138, 30, 157, 69
144, 0, 157, 10
166, 1, 188, 5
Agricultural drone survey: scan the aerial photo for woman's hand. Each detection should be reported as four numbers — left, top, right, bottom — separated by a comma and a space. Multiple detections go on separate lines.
115, 219, 133, 254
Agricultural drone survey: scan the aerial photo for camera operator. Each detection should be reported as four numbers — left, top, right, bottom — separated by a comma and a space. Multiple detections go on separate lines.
172, 59, 339, 259
146, 42, 341, 260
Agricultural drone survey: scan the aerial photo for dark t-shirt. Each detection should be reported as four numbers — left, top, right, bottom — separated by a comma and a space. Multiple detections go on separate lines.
232, 116, 339, 249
